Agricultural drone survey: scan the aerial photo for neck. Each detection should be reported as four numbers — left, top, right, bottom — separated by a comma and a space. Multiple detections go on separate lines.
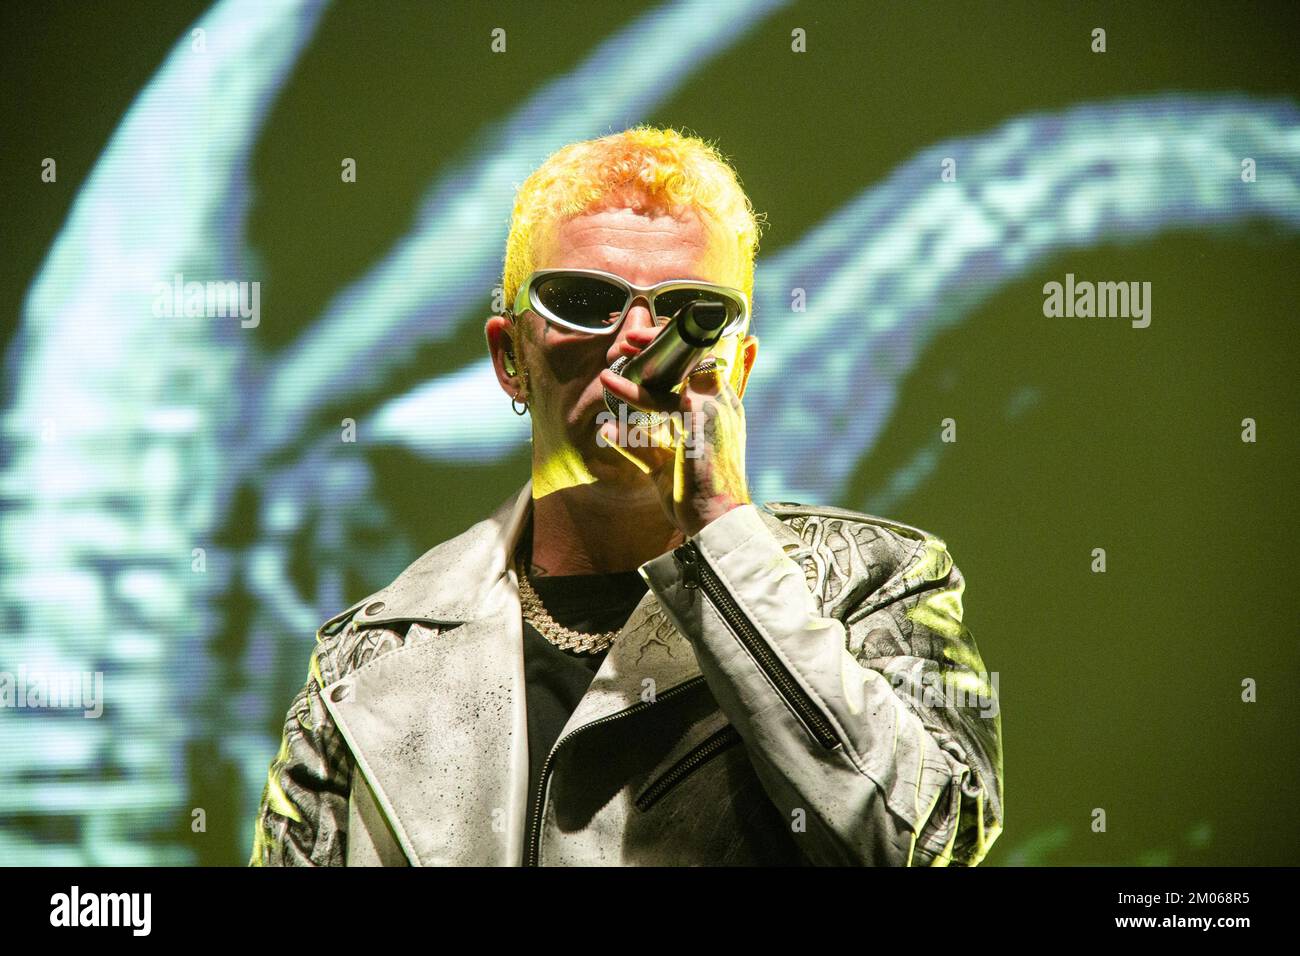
526, 478, 685, 576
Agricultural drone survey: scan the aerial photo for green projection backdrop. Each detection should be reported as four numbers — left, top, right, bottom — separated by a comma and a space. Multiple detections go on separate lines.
2, 0, 1298, 865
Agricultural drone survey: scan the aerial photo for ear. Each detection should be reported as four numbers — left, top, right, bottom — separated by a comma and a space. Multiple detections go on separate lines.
485, 314, 524, 399
733, 333, 759, 399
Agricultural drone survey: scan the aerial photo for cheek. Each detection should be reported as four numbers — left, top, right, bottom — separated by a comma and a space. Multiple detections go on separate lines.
531, 334, 610, 387
709, 336, 742, 370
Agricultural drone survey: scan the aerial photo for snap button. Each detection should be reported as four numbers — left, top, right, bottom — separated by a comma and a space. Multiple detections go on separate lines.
364, 601, 386, 615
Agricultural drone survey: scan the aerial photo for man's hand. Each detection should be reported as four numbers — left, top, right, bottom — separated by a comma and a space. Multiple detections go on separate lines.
597, 330, 750, 538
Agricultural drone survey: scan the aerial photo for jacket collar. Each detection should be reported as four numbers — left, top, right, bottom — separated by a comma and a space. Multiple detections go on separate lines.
347, 481, 808, 630
346, 481, 533, 630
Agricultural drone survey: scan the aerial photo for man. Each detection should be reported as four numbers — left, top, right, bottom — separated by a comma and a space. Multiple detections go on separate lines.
250, 126, 1004, 866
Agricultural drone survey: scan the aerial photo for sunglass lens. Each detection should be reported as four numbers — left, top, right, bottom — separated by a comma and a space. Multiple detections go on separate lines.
534, 275, 627, 329
653, 288, 744, 329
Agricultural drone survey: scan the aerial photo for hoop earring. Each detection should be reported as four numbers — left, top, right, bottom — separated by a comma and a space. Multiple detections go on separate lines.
511, 394, 529, 416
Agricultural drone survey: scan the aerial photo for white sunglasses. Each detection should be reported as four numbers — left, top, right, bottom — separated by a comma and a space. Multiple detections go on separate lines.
507, 268, 749, 336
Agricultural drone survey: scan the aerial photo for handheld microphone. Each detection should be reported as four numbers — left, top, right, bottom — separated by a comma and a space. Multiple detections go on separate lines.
603, 300, 728, 425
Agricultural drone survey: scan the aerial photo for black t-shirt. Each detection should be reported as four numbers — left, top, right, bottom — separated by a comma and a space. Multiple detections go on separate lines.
520, 567, 648, 853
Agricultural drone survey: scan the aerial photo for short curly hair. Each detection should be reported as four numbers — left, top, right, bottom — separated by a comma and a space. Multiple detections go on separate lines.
502, 126, 764, 314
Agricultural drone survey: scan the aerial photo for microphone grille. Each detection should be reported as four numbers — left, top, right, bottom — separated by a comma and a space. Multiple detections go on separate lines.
602, 356, 667, 428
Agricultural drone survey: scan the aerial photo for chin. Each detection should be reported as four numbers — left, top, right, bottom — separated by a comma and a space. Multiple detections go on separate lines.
585, 440, 650, 485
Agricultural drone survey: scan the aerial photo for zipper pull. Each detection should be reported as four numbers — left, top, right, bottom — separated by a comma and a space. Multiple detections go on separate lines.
674, 543, 701, 589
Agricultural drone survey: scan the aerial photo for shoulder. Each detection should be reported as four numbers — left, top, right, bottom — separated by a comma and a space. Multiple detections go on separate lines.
757, 500, 959, 614
759, 499, 952, 569
308, 502, 510, 684
309, 485, 528, 681
308, 591, 460, 688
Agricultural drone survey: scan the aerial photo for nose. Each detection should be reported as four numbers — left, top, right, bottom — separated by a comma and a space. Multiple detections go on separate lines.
605, 295, 659, 366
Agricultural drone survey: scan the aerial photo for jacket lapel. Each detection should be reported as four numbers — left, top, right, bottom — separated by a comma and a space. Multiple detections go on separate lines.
325, 605, 526, 866
557, 507, 809, 735
322, 484, 532, 867
556, 590, 702, 737
559, 509, 811, 733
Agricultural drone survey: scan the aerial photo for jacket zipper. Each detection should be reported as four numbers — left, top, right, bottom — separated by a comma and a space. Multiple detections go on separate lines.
525, 674, 707, 866
673, 541, 842, 751
635, 724, 742, 812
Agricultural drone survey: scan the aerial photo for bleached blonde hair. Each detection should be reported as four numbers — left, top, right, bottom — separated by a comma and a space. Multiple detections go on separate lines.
502, 126, 764, 314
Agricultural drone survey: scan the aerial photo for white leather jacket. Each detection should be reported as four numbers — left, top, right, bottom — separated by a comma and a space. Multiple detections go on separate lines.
249, 482, 1004, 866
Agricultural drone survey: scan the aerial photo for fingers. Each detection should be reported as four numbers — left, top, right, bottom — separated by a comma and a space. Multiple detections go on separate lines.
683, 363, 744, 414
599, 368, 683, 414
598, 416, 676, 474
596, 361, 744, 478
599, 362, 742, 416
613, 327, 658, 360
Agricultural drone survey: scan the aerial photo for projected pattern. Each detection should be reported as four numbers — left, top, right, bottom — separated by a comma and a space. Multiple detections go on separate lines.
2, 0, 1298, 864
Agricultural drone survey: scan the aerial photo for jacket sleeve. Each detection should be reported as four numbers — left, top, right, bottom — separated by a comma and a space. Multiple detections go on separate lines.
248, 636, 353, 866
639, 503, 1004, 866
